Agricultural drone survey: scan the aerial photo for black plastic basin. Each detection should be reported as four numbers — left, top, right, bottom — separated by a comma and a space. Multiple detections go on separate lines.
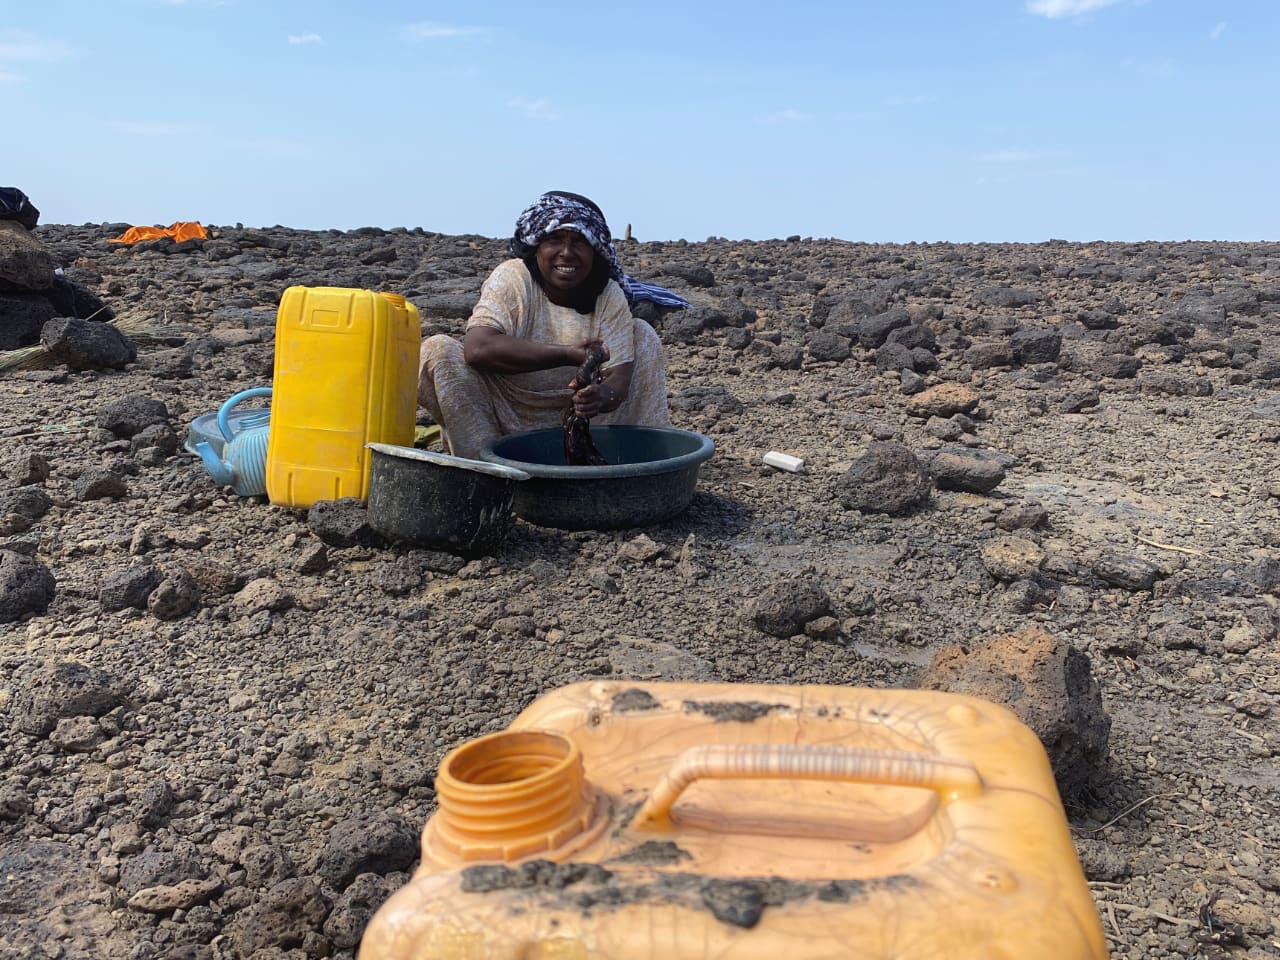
366, 443, 529, 555
479, 425, 714, 531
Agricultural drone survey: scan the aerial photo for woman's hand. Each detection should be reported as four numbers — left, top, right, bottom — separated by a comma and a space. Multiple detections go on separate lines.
570, 361, 634, 417
570, 337, 608, 370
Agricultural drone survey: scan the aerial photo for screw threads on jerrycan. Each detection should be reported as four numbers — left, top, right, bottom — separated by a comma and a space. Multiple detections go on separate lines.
265, 286, 421, 508
426, 730, 608, 865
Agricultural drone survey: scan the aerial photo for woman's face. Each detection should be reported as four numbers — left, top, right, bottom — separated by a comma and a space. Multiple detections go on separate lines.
535, 229, 595, 301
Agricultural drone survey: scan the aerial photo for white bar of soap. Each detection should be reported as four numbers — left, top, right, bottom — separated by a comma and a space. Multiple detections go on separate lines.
763, 451, 805, 473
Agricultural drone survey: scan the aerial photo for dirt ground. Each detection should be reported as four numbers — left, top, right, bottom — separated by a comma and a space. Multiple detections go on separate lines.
1, 224, 1278, 959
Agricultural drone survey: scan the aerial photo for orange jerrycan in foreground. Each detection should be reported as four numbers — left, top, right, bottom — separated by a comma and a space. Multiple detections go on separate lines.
266, 286, 420, 508
360, 681, 1109, 960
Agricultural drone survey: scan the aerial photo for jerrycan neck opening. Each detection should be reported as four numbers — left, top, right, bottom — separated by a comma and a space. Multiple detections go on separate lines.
379, 291, 406, 309
429, 730, 607, 865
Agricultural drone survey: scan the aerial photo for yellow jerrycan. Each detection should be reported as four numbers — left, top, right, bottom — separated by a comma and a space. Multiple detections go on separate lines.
360, 681, 1109, 960
266, 285, 421, 508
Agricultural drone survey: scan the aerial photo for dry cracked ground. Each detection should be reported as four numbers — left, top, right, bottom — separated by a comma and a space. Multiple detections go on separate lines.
1, 222, 1278, 959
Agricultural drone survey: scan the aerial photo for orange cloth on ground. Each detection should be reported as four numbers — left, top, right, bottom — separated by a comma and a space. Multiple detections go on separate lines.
107, 221, 207, 244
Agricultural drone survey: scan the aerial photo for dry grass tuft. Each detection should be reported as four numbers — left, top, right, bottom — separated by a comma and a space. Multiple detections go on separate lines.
0, 310, 193, 374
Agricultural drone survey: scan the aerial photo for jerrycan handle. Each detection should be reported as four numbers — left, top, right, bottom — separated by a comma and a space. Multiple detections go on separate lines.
216, 387, 272, 442
631, 744, 984, 832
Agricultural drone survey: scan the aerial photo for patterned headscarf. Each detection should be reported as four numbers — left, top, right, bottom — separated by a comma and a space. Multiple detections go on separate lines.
510, 190, 692, 311
510, 191, 625, 287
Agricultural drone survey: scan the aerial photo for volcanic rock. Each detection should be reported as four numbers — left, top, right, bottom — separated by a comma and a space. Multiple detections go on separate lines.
0, 549, 55, 622
235, 877, 332, 955
307, 498, 384, 549
918, 626, 1111, 799
924, 448, 1007, 494
746, 576, 833, 638
312, 814, 417, 889
5, 450, 50, 486
95, 396, 170, 438
0, 220, 54, 290
905, 383, 979, 419
838, 442, 931, 515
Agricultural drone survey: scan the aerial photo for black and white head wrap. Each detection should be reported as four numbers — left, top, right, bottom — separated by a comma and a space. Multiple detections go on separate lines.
510, 191, 624, 286
510, 190, 692, 311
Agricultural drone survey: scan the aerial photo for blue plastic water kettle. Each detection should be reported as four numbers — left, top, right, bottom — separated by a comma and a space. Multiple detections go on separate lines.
194, 387, 272, 496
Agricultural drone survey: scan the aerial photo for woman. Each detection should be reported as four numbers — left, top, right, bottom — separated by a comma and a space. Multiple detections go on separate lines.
418, 191, 680, 459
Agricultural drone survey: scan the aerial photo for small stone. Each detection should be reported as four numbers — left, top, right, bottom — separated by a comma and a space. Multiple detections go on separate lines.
243, 843, 295, 888
307, 497, 383, 548
980, 536, 1045, 582
803, 616, 842, 641
118, 849, 207, 896
236, 877, 332, 954
73, 468, 128, 501
1222, 624, 1262, 654
838, 442, 931, 515
41, 317, 136, 370
995, 502, 1049, 531
147, 570, 200, 620
233, 578, 294, 616
676, 533, 707, 581
381, 759, 429, 792
127, 877, 221, 914
0, 487, 53, 521
295, 541, 329, 573
10, 661, 121, 737
42, 795, 102, 834
905, 383, 980, 419
269, 754, 306, 778
49, 716, 105, 753
6, 451, 50, 486
0, 549, 56, 623
926, 449, 1006, 494
747, 577, 832, 638
139, 781, 175, 829
0, 780, 33, 820
99, 565, 163, 612
324, 873, 395, 950
585, 568, 619, 593
95, 395, 170, 439
185, 557, 245, 596
618, 534, 665, 562
312, 815, 417, 888
1093, 555, 1160, 592
490, 615, 536, 639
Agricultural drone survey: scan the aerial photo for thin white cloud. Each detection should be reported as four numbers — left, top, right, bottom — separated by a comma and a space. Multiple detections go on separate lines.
109, 120, 208, 138
1209, 21, 1227, 40
0, 29, 73, 62
1026, 0, 1124, 18
759, 109, 810, 125
287, 33, 323, 46
508, 97, 558, 121
404, 22, 488, 41
0, 69, 21, 84
972, 148, 1062, 165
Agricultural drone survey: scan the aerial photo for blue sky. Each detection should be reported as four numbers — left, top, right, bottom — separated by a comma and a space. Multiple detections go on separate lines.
3, 1, 1276, 241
